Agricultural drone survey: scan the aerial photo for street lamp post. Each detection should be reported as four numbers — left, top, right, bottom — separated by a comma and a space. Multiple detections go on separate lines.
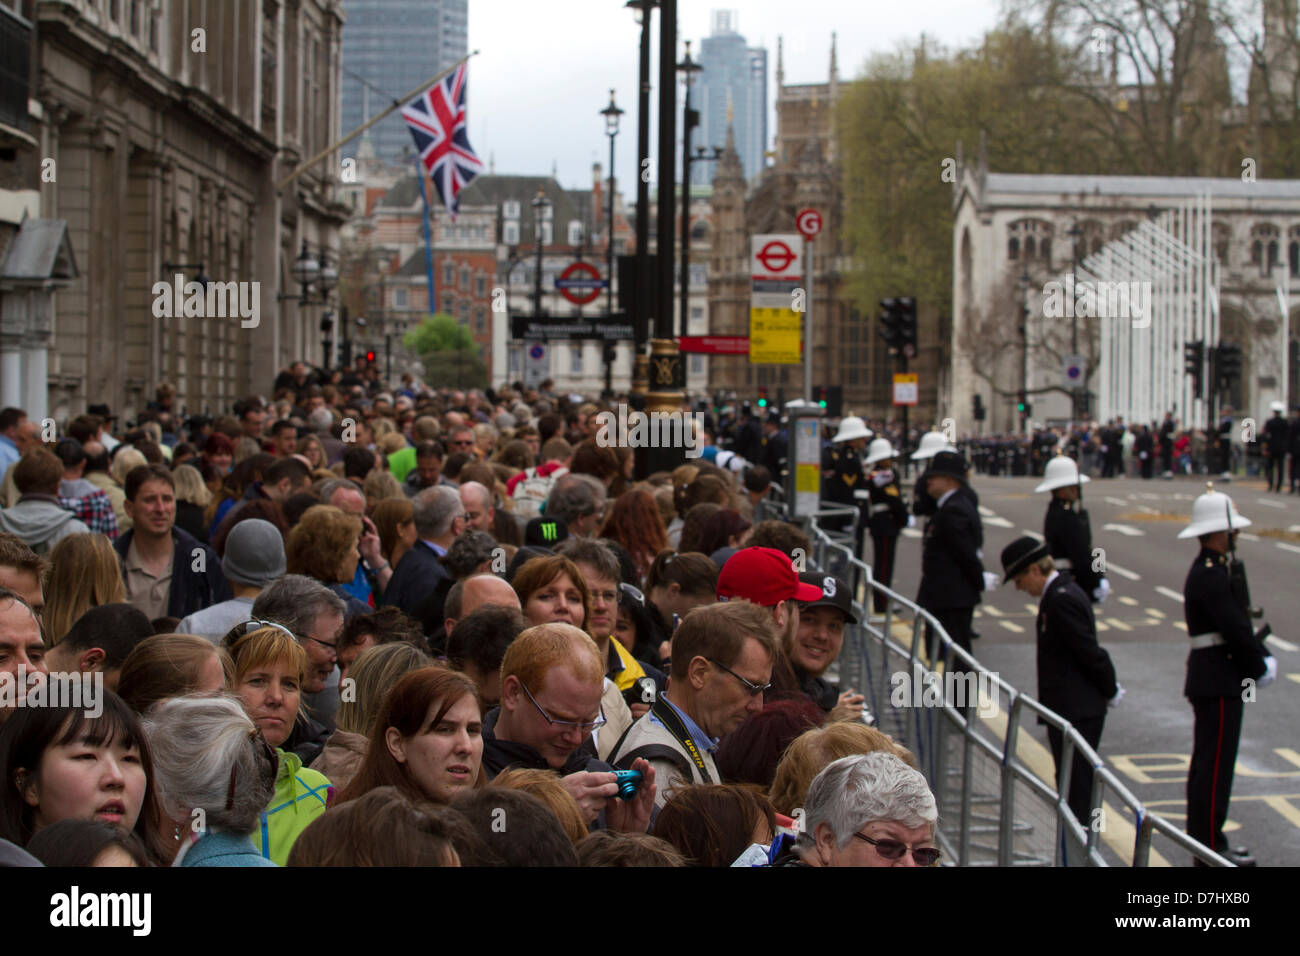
1067, 219, 1082, 423
601, 89, 624, 400
532, 187, 552, 332
677, 42, 702, 340
626, 0, 658, 385
1019, 268, 1031, 435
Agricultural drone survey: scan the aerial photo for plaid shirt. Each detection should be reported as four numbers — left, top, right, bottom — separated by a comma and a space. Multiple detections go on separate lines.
58, 489, 119, 540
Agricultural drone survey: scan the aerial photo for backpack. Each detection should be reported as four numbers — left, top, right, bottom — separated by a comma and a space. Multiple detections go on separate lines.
509, 465, 567, 519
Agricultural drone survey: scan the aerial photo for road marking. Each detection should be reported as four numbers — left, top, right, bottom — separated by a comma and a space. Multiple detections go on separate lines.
1146, 608, 1165, 620
1288, 673, 1300, 686
1277, 543, 1300, 556
1096, 620, 1110, 631
1172, 620, 1187, 631
1103, 523, 1146, 537
1290, 525, 1300, 534
1255, 498, 1287, 509
998, 620, 1025, 633
1268, 635, 1300, 652
1117, 595, 1139, 607
1107, 618, 1132, 631
1103, 496, 1128, 507
983, 605, 1003, 617
1238, 532, 1260, 542
1135, 505, 1159, 514
983, 516, 1015, 528
1025, 603, 1039, 614
1156, 586, 1185, 603
1104, 561, 1141, 581
1020, 529, 1044, 541
902, 528, 922, 538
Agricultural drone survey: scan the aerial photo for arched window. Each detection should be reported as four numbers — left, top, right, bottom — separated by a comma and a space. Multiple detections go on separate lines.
1251, 223, 1280, 277
1025, 236, 1036, 259
1008, 236, 1019, 260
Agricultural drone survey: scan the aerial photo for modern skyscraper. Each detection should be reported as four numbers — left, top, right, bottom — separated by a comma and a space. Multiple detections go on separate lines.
693, 10, 767, 184
341, 0, 469, 161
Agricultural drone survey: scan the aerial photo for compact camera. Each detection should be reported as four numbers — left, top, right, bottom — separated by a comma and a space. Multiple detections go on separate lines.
612, 769, 643, 800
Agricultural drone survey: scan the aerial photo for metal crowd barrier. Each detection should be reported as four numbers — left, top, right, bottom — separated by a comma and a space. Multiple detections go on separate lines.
757, 486, 1230, 867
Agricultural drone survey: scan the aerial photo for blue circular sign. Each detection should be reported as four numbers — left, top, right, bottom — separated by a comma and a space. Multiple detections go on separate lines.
528, 344, 545, 360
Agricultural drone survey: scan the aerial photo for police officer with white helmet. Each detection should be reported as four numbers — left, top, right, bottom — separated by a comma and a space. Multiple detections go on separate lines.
1036, 454, 1109, 604
1180, 483, 1277, 866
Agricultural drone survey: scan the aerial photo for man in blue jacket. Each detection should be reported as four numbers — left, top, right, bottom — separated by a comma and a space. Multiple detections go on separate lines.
114, 463, 229, 621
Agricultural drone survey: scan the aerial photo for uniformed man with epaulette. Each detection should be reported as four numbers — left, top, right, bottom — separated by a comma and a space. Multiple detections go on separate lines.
1179, 484, 1277, 866
1036, 455, 1110, 604
821, 415, 873, 555
862, 437, 909, 614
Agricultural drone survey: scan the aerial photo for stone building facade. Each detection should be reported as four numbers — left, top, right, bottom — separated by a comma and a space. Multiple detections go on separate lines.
17, 0, 347, 423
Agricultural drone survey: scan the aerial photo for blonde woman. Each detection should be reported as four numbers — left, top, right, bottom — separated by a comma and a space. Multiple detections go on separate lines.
42, 533, 126, 645
370, 497, 416, 573
171, 463, 213, 544
296, 434, 327, 471
108, 447, 148, 531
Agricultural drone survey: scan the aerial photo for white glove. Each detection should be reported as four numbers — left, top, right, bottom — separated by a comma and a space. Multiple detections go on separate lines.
983, 571, 1000, 592
1092, 578, 1111, 604
1259, 656, 1278, 689
906, 514, 916, 528
1108, 684, 1125, 707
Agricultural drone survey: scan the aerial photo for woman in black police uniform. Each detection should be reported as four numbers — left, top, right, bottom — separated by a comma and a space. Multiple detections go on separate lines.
1035, 454, 1109, 605
1178, 485, 1277, 866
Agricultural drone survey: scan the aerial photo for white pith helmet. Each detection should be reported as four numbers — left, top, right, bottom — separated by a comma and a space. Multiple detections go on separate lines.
1034, 456, 1091, 493
1178, 483, 1252, 539
911, 431, 957, 461
864, 438, 897, 465
831, 416, 873, 443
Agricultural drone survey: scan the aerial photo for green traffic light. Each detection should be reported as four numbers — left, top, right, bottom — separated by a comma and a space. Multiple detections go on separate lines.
818, 400, 827, 408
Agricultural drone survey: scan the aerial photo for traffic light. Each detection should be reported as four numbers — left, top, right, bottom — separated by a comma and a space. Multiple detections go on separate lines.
878, 298, 903, 353
757, 386, 768, 408
1216, 343, 1242, 390
973, 393, 986, 421
1017, 389, 1030, 416
365, 350, 376, 365
896, 296, 918, 356
1183, 340, 1204, 398
816, 385, 828, 409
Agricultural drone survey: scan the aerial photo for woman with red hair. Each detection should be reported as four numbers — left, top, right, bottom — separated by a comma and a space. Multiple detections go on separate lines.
335, 667, 485, 807
600, 488, 669, 586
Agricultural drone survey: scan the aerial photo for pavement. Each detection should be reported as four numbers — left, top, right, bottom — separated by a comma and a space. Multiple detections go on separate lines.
883, 473, 1300, 866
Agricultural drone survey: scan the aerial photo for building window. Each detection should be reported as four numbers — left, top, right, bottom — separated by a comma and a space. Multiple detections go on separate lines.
476, 276, 486, 297
1251, 224, 1280, 277
690, 306, 704, 320
570, 345, 583, 374
443, 261, 453, 285
1213, 223, 1231, 265
475, 308, 486, 332
393, 288, 408, 309
443, 296, 455, 314
509, 347, 522, 377
460, 267, 470, 289
1289, 228, 1300, 277
689, 354, 704, 375
1008, 237, 1019, 260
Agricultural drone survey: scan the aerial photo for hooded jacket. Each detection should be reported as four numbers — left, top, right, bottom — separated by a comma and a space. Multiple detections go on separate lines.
480, 706, 613, 780
0, 495, 90, 555
251, 749, 333, 866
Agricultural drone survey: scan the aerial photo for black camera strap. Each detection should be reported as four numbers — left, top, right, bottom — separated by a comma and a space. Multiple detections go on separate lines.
648, 695, 714, 784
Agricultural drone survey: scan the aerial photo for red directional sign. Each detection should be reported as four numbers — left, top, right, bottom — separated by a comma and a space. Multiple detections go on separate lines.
680, 335, 750, 355
755, 240, 797, 275
555, 261, 605, 305
796, 208, 822, 240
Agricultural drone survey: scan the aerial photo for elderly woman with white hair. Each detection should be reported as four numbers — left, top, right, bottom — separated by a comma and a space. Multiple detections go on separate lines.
143, 694, 280, 867
769, 751, 940, 867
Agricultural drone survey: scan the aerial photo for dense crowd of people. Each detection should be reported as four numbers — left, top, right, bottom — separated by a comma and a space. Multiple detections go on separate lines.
0, 361, 940, 868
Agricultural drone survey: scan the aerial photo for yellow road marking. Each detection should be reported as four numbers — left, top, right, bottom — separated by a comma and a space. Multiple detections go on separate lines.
983, 605, 1004, 617
999, 620, 1025, 633
1107, 618, 1133, 632
1146, 608, 1165, 620
1097, 621, 1110, 632
1118, 595, 1139, 607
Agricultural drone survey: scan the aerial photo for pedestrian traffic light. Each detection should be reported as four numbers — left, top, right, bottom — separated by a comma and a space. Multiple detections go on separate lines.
1184, 340, 1204, 398
757, 386, 768, 408
365, 350, 376, 365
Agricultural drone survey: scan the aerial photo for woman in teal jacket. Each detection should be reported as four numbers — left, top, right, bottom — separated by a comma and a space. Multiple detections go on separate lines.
142, 694, 279, 867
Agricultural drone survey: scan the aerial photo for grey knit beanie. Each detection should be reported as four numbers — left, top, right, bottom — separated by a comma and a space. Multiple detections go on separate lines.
222, 519, 287, 588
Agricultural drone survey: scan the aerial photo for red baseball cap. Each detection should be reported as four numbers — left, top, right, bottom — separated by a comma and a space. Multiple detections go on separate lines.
717, 548, 823, 606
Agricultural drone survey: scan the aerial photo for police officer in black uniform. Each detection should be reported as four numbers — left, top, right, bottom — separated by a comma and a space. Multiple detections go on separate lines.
820, 415, 872, 555
1179, 484, 1277, 866
1036, 454, 1109, 604
758, 411, 788, 487
1000, 535, 1120, 826
1263, 402, 1290, 493
863, 437, 909, 615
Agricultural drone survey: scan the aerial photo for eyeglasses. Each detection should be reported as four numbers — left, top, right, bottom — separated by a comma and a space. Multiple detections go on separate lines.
590, 589, 618, 606
852, 832, 942, 866
707, 659, 772, 697
519, 680, 606, 733
302, 634, 338, 652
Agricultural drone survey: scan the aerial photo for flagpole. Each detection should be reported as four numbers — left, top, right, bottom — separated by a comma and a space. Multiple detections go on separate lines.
276, 50, 481, 192
414, 156, 437, 316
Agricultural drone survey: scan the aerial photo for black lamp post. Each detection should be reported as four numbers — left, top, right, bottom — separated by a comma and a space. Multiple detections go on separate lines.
1019, 268, 1031, 433
532, 188, 552, 328
625, 0, 658, 359
1067, 219, 1082, 423
677, 41, 702, 340
600, 89, 624, 399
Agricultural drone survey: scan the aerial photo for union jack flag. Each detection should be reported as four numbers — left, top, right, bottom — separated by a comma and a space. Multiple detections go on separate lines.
400, 64, 484, 221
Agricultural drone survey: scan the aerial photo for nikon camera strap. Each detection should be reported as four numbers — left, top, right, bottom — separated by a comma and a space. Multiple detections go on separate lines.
613, 696, 714, 785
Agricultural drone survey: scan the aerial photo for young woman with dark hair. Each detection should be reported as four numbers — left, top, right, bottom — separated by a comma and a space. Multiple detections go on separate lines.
336, 667, 485, 808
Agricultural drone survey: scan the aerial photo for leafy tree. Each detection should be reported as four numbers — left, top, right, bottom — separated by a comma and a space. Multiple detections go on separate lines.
404, 313, 487, 390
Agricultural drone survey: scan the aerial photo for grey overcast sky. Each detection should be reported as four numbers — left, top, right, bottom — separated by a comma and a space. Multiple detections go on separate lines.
464, 0, 1003, 195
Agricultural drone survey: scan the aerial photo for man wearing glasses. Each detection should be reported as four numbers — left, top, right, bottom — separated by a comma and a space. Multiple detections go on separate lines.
611, 601, 780, 808
446, 426, 478, 460
767, 752, 941, 867
483, 622, 656, 833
